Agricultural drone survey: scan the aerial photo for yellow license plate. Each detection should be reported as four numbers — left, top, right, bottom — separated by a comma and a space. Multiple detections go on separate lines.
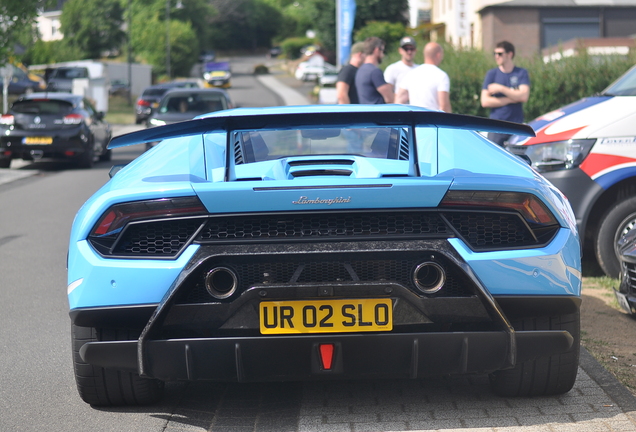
23, 137, 53, 145
259, 298, 392, 334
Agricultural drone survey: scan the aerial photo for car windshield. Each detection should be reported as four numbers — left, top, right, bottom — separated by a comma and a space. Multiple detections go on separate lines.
11, 99, 74, 115
160, 94, 226, 114
603, 66, 636, 96
234, 126, 409, 163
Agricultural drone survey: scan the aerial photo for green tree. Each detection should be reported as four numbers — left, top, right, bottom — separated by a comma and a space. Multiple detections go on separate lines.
22, 39, 85, 65
354, 21, 406, 50
0, 0, 51, 65
60, 0, 126, 59
355, 0, 409, 31
130, 4, 198, 77
207, 0, 282, 50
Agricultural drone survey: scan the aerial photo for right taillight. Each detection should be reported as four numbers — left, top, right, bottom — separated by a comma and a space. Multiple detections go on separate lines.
440, 190, 561, 250
440, 190, 557, 226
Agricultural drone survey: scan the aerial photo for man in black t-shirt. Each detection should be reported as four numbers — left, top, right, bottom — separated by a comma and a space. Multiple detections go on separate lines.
336, 42, 366, 104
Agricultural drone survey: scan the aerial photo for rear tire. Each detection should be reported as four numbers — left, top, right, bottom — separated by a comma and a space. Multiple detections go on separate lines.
489, 312, 580, 397
99, 148, 112, 162
0, 158, 11, 168
71, 324, 164, 406
77, 143, 95, 169
595, 197, 636, 279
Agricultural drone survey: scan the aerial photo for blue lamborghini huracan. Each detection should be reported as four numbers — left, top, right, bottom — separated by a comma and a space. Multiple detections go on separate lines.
68, 105, 581, 406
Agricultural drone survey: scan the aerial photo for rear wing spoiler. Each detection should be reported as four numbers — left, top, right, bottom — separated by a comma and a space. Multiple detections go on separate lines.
108, 109, 535, 149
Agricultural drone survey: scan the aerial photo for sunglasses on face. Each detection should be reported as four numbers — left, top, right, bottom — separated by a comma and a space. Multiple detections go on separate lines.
494, 51, 506, 57
402, 47, 416, 52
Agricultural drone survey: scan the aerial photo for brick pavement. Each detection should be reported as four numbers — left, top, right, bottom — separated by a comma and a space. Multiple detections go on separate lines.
159, 348, 636, 432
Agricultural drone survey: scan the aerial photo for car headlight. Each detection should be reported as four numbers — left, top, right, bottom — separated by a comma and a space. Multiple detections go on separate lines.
506, 139, 596, 172
149, 118, 166, 126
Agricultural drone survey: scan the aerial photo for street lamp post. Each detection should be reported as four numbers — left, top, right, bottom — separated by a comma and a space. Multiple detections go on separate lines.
166, 0, 184, 79
166, 0, 171, 79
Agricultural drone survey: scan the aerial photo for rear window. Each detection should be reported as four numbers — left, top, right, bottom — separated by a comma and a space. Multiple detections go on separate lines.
12, 100, 74, 115
143, 88, 170, 97
159, 94, 227, 114
234, 126, 409, 163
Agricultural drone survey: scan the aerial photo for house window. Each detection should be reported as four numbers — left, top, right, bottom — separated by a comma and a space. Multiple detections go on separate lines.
541, 9, 600, 48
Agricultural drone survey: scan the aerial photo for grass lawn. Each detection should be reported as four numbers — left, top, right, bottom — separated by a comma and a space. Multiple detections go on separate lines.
106, 95, 136, 125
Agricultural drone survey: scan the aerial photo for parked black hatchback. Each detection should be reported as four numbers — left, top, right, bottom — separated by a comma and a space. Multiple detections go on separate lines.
0, 93, 111, 168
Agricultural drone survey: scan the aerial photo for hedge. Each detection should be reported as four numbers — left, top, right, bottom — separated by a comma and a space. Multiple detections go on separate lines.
440, 45, 636, 121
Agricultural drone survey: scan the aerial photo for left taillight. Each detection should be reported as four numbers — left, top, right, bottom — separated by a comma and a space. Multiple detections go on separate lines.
63, 113, 83, 125
0, 114, 14, 126
88, 197, 208, 256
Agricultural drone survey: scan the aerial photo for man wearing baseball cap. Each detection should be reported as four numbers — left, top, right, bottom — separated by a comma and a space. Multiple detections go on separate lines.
384, 36, 419, 101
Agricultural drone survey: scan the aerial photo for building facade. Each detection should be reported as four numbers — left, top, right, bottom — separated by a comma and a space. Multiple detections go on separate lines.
431, 0, 636, 57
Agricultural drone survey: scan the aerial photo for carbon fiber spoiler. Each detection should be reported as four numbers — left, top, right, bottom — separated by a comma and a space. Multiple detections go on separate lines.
108, 108, 535, 149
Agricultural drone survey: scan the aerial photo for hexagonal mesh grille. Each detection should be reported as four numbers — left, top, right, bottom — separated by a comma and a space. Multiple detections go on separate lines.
197, 212, 450, 241
113, 219, 204, 256
442, 212, 534, 249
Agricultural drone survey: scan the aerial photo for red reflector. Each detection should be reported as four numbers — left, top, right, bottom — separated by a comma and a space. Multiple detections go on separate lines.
319, 344, 334, 370
64, 151, 76, 156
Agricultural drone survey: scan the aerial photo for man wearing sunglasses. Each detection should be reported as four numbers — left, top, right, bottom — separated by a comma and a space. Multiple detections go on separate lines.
384, 36, 419, 101
480, 41, 530, 146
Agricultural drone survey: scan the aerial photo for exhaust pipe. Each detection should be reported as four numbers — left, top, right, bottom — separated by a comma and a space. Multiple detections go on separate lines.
413, 261, 445, 294
205, 267, 238, 299
30, 150, 44, 160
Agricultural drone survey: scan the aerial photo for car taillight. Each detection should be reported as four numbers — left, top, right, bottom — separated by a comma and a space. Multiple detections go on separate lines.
440, 190, 558, 226
88, 197, 208, 257
63, 113, 83, 125
0, 114, 14, 125
137, 100, 151, 107
90, 197, 208, 237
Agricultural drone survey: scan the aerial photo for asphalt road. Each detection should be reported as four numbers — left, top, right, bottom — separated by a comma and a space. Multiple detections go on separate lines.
1, 56, 636, 432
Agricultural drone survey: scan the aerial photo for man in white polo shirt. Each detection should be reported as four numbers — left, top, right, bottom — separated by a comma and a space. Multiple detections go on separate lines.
383, 36, 419, 100
396, 42, 451, 112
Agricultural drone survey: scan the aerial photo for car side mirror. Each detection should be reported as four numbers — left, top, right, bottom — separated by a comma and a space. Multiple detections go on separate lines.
109, 164, 126, 178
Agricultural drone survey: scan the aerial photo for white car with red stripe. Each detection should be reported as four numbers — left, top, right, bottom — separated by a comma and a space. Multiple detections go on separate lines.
508, 64, 636, 278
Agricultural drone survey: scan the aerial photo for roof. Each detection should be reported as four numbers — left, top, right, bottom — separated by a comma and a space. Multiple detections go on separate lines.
163, 88, 230, 96
480, 0, 636, 9
23, 92, 81, 101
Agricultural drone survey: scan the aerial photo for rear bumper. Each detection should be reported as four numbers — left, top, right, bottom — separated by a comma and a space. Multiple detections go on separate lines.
79, 329, 574, 381
0, 126, 90, 161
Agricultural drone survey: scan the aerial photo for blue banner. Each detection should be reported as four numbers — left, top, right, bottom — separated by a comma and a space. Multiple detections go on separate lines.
337, 0, 356, 68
